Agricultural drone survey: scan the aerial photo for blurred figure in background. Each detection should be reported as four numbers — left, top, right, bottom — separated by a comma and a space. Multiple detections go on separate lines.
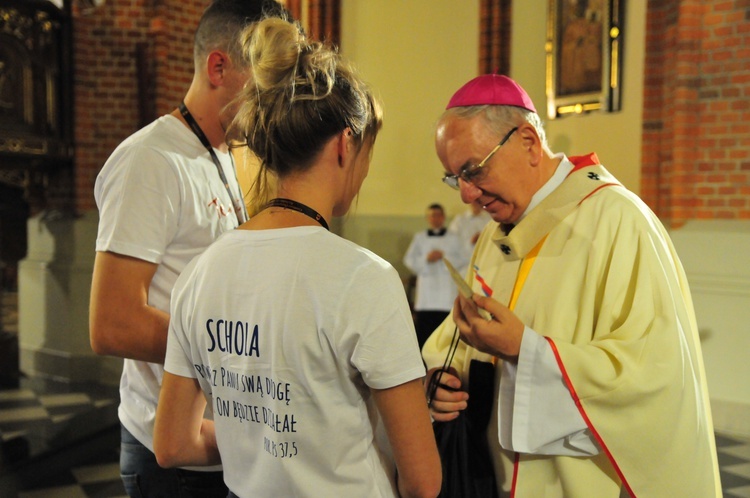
448, 201, 492, 274
404, 203, 467, 349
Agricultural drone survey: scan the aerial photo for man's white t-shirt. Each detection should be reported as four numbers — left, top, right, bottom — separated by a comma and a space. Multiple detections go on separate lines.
95, 114, 243, 460
166, 227, 426, 497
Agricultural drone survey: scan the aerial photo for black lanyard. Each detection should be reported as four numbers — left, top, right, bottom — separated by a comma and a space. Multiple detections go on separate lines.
264, 198, 329, 231
178, 102, 248, 225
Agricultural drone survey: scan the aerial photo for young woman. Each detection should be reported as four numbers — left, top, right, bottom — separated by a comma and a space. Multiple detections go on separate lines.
153, 17, 441, 498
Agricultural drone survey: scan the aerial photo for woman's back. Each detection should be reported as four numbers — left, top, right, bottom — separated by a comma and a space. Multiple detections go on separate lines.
167, 227, 425, 497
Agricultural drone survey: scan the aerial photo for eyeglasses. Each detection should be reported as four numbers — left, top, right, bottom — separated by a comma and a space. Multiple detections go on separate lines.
441, 126, 518, 190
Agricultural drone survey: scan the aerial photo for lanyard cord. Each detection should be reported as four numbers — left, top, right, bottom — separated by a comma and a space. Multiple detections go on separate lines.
178, 102, 248, 226
426, 325, 461, 408
263, 198, 330, 231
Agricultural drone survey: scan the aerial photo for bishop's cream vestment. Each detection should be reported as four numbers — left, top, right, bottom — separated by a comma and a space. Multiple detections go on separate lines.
423, 154, 721, 497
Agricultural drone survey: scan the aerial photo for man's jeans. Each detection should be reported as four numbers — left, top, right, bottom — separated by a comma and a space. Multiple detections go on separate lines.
120, 424, 227, 498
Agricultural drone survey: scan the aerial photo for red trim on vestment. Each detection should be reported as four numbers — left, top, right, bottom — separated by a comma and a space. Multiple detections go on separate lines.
566, 152, 619, 204
512, 152, 625, 496
543, 337, 637, 498
510, 451, 520, 497
579, 183, 619, 205
568, 153, 600, 172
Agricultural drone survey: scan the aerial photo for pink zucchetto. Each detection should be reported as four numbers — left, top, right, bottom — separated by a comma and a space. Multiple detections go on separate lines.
446, 74, 537, 114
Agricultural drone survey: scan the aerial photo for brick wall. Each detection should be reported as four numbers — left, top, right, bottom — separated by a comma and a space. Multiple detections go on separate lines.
641, 0, 750, 226
153, 2, 206, 113
72, 0, 208, 213
70, 1, 750, 222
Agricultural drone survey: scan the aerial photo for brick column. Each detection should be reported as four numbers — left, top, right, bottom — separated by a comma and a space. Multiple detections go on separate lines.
642, 0, 750, 226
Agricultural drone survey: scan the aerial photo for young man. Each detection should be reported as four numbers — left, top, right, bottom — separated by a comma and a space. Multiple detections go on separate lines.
404, 203, 467, 349
89, 2, 292, 496
424, 74, 721, 497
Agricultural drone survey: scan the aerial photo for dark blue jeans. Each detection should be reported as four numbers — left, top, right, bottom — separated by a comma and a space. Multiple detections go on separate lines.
120, 424, 228, 498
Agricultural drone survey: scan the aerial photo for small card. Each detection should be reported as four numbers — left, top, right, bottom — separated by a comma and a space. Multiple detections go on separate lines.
443, 258, 492, 320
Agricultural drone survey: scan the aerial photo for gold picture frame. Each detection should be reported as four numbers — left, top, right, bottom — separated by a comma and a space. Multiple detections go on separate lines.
545, 0, 624, 119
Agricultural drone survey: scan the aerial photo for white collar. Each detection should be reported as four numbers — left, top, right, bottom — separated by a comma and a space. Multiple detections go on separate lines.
517, 153, 571, 224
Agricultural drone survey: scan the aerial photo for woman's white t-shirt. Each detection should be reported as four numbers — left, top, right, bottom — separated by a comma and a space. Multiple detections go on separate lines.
165, 227, 426, 498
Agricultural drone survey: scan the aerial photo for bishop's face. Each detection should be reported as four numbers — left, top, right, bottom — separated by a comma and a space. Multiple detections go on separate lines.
435, 114, 537, 225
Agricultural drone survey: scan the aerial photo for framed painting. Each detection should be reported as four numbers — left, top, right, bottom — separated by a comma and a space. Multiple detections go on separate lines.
545, 0, 624, 119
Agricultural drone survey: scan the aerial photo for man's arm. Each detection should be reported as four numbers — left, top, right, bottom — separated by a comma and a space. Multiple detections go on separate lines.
89, 251, 170, 363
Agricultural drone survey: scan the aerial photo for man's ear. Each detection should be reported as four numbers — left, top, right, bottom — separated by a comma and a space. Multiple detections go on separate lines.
206, 51, 229, 87
518, 123, 542, 165
517, 123, 537, 148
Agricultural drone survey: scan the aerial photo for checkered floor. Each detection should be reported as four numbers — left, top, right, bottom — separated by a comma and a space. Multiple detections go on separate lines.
1, 378, 749, 498
0, 378, 122, 498
718, 433, 750, 498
